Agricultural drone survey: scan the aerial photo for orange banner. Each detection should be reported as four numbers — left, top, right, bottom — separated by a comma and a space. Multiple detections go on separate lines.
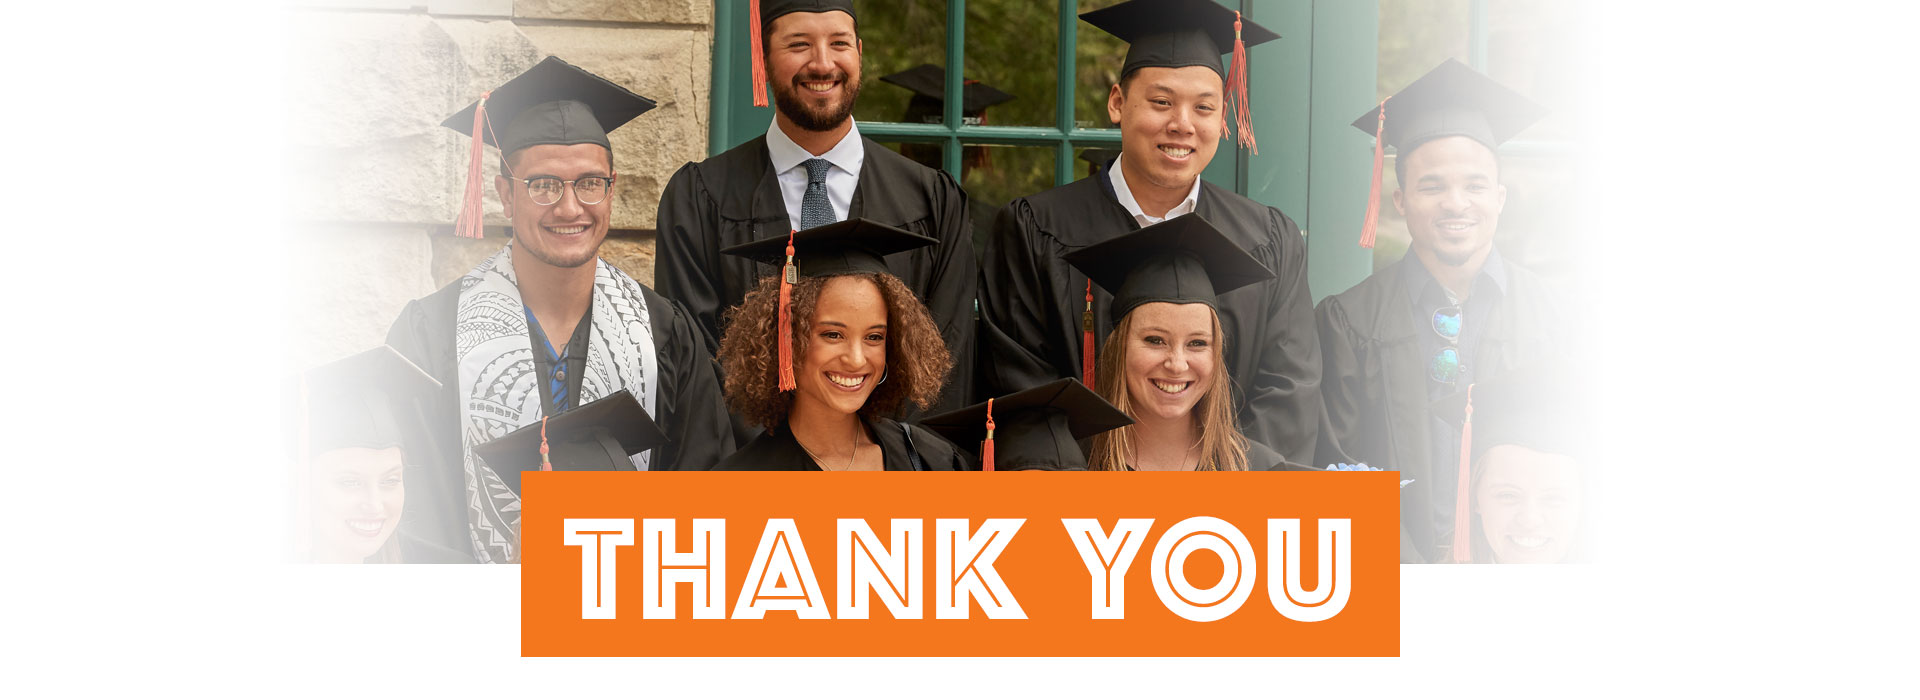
522, 471, 1398, 656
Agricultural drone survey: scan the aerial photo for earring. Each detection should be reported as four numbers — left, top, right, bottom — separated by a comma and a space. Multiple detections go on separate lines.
877, 369, 888, 386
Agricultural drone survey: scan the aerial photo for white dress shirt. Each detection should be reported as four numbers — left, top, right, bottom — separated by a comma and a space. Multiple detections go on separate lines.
1108, 153, 1202, 226
766, 119, 865, 231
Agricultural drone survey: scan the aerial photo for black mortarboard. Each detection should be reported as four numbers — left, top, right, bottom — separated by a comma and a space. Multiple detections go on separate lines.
1062, 213, 1274, 325
442, 56, 656, 156
441, 56, 655, 238
1079, 0, 1278, 151
749, 0, 860, 108
1429, 366, 1587, 563
721, 219, 937, 392
470, 389, 668, 498
719, 218, 937, 278
1080, 0, 1279, 79
917, 378, 1133, 471
1352, 59, 1547, 248
303, 346, 440, 457
881, 64, 1016, 123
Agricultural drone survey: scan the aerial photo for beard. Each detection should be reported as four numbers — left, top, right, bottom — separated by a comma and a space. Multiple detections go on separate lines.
772, 69, 862, 132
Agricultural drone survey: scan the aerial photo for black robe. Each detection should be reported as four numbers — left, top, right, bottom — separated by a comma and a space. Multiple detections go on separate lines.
385, 266, 737, 555
656, 135, 979, 415
713, 416, 968, 471
1314, 251, 1564, 563
977, 175, 1322, 464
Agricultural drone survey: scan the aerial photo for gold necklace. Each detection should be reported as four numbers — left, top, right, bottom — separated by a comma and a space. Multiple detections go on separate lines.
798, 434, 862, 471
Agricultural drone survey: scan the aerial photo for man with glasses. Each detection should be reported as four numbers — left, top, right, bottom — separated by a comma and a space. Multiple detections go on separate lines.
1314, 60, 1564, 564
384, 57, 734, 563
655, 0, 979, 415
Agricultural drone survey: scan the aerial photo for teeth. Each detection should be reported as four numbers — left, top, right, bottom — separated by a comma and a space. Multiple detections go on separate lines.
1159, 146, 1192, 157
803, 81, 837, 92
827, 373, 865, 388
549, 226, 586, 234
1508, 535, 1549, 549
348, 520, 384, 534
1151, 380, 1189, 394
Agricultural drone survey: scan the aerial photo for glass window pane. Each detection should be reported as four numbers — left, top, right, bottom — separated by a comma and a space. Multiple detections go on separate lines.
960, 144, 1059, 251
1378, 0, 1470, 101
963, 0, 1060, 127
852, 1, 950, 125
1484, 0, 1582, 142
1075, 0, 1129, 130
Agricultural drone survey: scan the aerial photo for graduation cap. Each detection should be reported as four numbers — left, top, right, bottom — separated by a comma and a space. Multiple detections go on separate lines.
748, 0, 860, 108
1352, 59, 1548, 248
917, 378, 1133, 471
720, 218, 937, 393
1079, 147, 1121, 175
440, 56, 656, 239
1080, 0, 1281, 151
302, 346, 440, 457
470, 389, 668, 498
1060, 214, 1271, 386
1429, 366, 1588, 563
880, 64, 1016, 124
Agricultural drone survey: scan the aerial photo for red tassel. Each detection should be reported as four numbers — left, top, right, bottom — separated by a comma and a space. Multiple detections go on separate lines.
1225, 12, 1257, 153
1081, 280, 1096, 387
981, 398, 997, 472
1450, 384, 1475, 563
777, 229, 798, 392
453, 91, 490, 239
749, 0, 769, 108
1359, 97, 1388, 249
538, 415, 552, 472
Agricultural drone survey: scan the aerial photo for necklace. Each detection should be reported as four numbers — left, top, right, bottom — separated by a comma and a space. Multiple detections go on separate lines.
798, 434, 863, 471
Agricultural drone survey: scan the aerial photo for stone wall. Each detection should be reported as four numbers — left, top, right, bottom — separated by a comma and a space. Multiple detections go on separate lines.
286, 0, 711, 371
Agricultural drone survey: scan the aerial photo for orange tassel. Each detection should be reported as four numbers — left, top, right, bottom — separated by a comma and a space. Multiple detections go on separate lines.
777, 229, 798, 392
749, 0, 769, 108
981, 398, 997, 472
1359, 97, 1388, 249
539, 415, 552, 472
1225, 12, 1257, 153
1081, 280, 1095, 387
454, 91, 490, 239
1450, 384, 1474, 563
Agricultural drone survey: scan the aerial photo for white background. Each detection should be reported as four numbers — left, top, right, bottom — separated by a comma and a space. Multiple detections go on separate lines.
6, 1, 1915, 696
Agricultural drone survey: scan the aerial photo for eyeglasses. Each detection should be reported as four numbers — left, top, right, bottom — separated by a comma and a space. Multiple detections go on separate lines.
1430, 305, 1462, 384
514, 175, 615, 206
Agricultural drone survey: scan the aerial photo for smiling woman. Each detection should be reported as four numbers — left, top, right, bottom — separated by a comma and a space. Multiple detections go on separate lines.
712, 220, 965, 471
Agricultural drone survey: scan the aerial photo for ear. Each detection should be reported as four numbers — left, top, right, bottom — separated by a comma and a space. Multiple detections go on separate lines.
1106, 83, 1125, 125
494, 175, 514, 219
1494, 183, 1508, 215
1391, 187, 1405, 217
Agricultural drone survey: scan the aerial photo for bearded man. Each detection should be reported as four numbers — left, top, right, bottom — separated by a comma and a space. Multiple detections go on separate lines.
655, 0, 978, 415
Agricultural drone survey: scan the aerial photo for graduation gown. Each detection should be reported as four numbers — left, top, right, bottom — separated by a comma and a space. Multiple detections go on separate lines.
656, 135, 979, 415
1313, 252, 1563, 563
713, 416, 968, 471
385, 268, 737, 554
978, 175, 1322, 464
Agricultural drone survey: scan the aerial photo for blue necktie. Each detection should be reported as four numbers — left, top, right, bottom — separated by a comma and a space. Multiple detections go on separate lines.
800, 157, 834, 230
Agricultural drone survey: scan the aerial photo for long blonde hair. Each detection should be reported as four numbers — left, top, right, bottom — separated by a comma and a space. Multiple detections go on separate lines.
1085, 306, 1250, 471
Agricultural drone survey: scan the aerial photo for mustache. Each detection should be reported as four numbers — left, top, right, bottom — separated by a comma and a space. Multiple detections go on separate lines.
791, 70, 850, 84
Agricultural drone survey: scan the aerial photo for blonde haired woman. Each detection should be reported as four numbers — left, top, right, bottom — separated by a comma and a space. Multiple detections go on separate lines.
1065, 215, 1295, 471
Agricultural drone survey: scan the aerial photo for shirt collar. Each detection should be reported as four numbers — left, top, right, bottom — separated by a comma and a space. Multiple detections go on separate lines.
1108, 153, 1202, 224
1401, 246, 1509, 306
766, 119, 864, 175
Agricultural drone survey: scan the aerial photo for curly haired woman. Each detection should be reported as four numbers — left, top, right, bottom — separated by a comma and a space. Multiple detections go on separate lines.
1066, 215, 1303, 471
712, 220, 967, 470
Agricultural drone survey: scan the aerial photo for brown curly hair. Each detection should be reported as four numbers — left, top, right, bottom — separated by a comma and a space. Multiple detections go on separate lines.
717, 272, 952, 429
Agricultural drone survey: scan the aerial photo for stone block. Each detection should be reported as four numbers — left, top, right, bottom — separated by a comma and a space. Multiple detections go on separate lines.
287, 225, 437, 371
599, 235, 658, 287
515, 0, 707, 26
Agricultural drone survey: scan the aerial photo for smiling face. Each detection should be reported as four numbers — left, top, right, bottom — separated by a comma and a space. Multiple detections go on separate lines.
308, 446, 404, 563
1120, 302, 1218, 424
766, 10, 862, 132
1107, 66, 1225, 199
1474, 444, 1584, 564
1394, 135, 1507, 269
791, 275, 888, 420
495, 143, 613, 270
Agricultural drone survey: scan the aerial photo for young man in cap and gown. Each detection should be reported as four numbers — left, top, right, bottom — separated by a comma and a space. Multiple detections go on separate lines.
977, 0, 1321, 465
386, 57, 734, 563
